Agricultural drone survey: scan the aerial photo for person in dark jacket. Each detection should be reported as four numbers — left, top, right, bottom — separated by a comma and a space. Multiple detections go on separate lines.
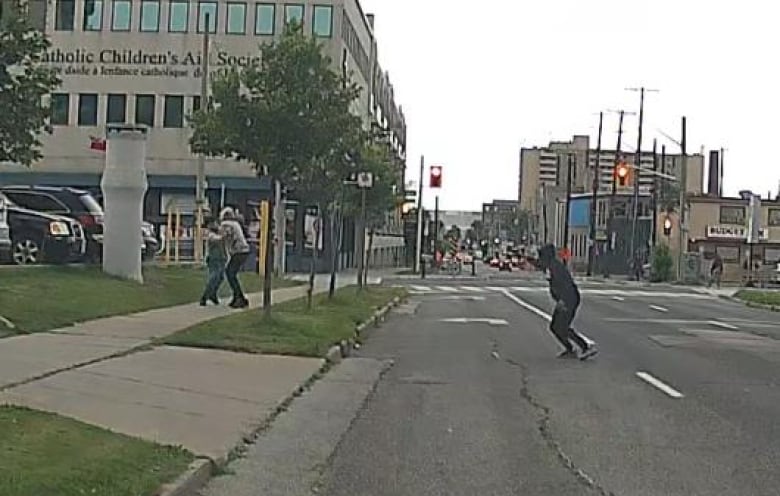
538, 244, 598, 359
200, 218, 226, 306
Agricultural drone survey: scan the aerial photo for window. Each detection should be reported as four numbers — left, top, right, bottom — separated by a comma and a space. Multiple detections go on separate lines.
226, 2, 246, 33
55, 0, 75, 30
106, 94, 126, 124
78, 93, 98, 126
769, 208, 780, 227
192, 95, 202, 112
135, 95, 155, 127
716, 245, 740, 263
284, 4, 303, 25
4, 193, 67, 213
83, 0, 103, 31
163, 95, 184, 128
312, 5, 331, 37
168, 0, 188, 32
50, 94, 70, 126
111, 0, 130, 30
719, 206, 745, 225
197, 1, 217, 33
254, 3, 274, 35
140, 0, 159, 31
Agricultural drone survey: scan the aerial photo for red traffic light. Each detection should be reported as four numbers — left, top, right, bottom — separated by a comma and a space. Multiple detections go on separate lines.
430, 166, 442, 188
615, 162, 630, 186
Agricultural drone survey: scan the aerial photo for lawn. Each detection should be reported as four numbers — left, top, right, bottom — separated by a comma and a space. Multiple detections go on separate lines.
0, 265, 300, 335
735, 290, 780, 308
0, 406, 193, 496
164, 286, 406, 357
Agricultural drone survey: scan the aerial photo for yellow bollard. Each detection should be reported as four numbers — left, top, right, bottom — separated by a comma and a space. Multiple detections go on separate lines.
165, 210, 173, 264
174, 209, 181, 264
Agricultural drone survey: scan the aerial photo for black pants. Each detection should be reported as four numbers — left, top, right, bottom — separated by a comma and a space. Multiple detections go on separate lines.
225, 252, 248, 301
550, 300, 589, 352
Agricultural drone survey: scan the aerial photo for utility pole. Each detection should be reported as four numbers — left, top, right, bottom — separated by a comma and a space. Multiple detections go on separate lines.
604, 110, 626, 276
625, 87, 658, 260
651, 139, 658, 246
563, 153, 574, 250
677, 116, 688, 282
587, 112, 603, 276
194, 12, 210, 263
433, 195, 440, 257
719, 147, 725, 197
414, 155, 424, 274
357, 185, 367, 289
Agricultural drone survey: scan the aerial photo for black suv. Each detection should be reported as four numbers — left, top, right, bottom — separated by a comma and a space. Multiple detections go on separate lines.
0, 192, 85, 264
0, 185, 160, 261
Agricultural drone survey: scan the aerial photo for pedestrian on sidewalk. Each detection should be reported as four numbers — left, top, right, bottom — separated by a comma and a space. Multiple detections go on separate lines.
200, 218, 227, 306
537, 244, 598, 360
709, 253, 723, 289
219, 207, 250, 309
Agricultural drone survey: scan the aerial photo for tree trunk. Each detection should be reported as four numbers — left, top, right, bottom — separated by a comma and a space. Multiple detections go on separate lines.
364, 227, 375, 288
328, 205, 341, 299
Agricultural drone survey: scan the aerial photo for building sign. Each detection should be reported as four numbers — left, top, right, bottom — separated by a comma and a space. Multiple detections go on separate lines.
42, 48, 261, 79
706, 225, 769, 241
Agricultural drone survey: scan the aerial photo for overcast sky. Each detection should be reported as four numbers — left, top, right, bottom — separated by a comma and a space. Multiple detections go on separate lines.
359, 0, 780, 212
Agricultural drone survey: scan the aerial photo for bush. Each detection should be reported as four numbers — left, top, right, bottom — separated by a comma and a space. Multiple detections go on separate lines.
651, 244, 674, 282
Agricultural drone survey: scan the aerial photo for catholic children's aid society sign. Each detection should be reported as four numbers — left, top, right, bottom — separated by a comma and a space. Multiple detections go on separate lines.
42, 47, 261, 79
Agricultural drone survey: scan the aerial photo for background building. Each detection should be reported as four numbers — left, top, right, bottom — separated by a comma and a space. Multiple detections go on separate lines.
520, 135, 705, 247
482, 200, 520, 243
1, 0, 407, 271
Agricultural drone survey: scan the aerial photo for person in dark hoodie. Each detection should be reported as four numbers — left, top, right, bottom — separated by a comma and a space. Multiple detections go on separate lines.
537, 244, 598, 360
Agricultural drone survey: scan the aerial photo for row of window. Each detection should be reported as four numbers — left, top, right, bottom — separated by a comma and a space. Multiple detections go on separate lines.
55, 0, 333, 37
50, 93, 202, 129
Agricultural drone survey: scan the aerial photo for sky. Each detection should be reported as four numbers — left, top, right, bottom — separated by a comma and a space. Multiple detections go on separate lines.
359, 0, 780, 212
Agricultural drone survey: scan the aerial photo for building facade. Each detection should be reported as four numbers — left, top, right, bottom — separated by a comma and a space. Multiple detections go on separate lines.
481, 200, 520, 243
1, 0, 407, 270
660, 194, 780, 283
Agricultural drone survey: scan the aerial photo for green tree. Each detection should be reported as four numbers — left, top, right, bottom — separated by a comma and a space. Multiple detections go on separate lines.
650, 243, 674, 282
0, 2, 60, 165
190, 22, 363, 313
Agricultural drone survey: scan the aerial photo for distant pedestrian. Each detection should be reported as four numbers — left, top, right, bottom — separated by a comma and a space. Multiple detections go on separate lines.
219, 207, 250, 309
538, 244, 598, 360
709, 253, 723, 289
200, 218, 226, 306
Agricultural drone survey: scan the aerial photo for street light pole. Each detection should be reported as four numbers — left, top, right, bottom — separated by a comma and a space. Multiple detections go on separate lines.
194, 12, 210, 263
414, 155, 424, 274
651, 139, 658, 247
357, 185, 367, 289
678, 116, 688, 282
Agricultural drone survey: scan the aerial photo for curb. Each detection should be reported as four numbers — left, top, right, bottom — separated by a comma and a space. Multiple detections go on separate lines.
153, 292, 405, 496
723, 294, 780, 312
156, 458, 213, 496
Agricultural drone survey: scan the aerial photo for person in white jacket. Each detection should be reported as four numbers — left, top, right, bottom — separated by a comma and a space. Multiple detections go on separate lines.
219, 207, 250, 309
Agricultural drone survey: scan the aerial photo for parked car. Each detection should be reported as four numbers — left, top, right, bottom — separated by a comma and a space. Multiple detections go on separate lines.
0, 186, 155, 261
0, 195, 11, 262
0, 193, 85, 265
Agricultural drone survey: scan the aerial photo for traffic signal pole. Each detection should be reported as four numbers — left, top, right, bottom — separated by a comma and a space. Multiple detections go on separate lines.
414, 155, 424, 274
563, 154, 574, 251
629, 88, 645, 260
677, 117, 688, 282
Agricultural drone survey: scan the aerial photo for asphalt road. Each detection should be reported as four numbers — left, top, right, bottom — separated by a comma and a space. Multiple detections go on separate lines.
318, 271, 780, 496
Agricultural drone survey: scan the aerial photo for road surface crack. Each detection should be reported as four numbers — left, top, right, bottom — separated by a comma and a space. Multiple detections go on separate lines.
495, 347, 617, 496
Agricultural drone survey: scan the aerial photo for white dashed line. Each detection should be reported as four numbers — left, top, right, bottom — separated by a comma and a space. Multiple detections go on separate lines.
636, 371, 684, 399
708, 320, 739, 330
410, 285, 432, 292
501, 290, 595, 346
460, 286, 486, 293
649, 305, 669, 313
612, 296, 626, 302
436, 286, 459, 293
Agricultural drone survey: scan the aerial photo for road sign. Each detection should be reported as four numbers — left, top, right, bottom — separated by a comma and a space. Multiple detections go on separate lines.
357, 172, 373, 189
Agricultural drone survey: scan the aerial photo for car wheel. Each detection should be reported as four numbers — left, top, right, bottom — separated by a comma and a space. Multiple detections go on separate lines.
12, 236, 43, 265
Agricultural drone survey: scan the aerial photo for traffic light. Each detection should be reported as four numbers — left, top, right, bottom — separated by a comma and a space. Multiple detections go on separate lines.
663, 217, 673, 236
430, 166, 442, 188
615, 162, 630, 187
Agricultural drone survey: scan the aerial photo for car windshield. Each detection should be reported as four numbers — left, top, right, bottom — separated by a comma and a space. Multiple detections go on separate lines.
79, 194, 104, 215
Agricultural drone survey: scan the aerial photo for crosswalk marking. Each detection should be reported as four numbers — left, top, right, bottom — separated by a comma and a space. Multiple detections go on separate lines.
403, 284, 714, 300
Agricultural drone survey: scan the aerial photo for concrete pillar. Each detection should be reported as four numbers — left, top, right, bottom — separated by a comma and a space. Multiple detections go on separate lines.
101, 124, 148, 283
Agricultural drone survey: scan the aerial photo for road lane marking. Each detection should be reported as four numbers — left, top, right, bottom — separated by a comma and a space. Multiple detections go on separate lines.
436, 286, 459, 293
439, 318, 508, 326
410, 285, 432, 292
612, 296, 625, 301
708, 320, 739, 330
486, 286, 506, 292
649, 305, 669, 313
501, 290, 595, 346
635, 371, 684, 399
460, 286, 486, 293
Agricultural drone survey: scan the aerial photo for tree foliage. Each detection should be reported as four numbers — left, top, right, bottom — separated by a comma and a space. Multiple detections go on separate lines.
190, 22, 363, 204
0, 2, 60, 165
341, 143, 399, 228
